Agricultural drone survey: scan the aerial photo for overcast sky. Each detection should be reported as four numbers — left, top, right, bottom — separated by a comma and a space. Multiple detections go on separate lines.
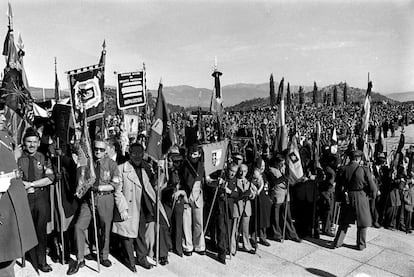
6, 0, 414, 94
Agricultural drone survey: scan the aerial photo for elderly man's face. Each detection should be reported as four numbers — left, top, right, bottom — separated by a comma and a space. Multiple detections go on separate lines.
94, 141, 107, 159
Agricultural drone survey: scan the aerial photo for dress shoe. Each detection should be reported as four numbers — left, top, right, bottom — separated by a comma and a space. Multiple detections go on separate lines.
137, 260, 153, 270
100, 259, 112, 267
291, 237, 302, 243
160, 257, 169, 266
39, 264, 53, 273
183, 251, 193, 256
217, 253, 226, 264
270, 236, 282, 242
66, 261, 85, 275
248, 249, 256, 254
127, 263, 137, 273
259, 239, 270, 247
195, 250, 206, 256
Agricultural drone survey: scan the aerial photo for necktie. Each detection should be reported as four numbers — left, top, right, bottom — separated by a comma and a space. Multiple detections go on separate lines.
28, 156, 36, 182
94, 160, 100, 189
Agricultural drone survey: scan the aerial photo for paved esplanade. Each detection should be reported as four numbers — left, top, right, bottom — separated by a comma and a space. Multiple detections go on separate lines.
14, 126, 414, 277
14, 225, 414, 277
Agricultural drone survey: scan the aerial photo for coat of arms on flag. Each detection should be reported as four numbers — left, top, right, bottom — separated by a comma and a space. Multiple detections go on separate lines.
67, 64, 105, 123
202, 139, 228, 176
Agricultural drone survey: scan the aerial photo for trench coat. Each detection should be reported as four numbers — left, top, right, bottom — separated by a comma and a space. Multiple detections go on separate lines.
335, 162, 377, 227
112, 161, 169, 238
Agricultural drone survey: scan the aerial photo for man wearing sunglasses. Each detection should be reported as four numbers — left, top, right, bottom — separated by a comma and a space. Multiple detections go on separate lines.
68, 139, 121, 275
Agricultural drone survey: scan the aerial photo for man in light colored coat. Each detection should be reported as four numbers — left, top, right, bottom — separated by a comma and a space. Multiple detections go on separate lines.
113, 143, 169, 271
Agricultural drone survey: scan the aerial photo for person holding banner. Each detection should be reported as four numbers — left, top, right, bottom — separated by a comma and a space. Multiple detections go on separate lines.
67, 139, 120, 275
181, 143, 206, 256
250, 158, 272, 247
213, 163, 239, 263
112, 143, 165, 271
18, 128, 55, 273
266, 155, 301, 243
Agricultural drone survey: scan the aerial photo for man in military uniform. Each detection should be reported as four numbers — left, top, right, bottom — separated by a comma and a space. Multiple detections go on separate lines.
18, 127, 55, 273
0, 108, 37, 276
67, 139, 121, 275
333, 150, 377, 250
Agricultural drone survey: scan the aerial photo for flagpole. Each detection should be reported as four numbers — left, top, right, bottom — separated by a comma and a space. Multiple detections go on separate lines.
56, 137, 66, 264
155, 160, 162, 266
81, 98, 100, 273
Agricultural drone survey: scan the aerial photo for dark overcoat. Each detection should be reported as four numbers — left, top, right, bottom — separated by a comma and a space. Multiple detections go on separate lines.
0, 179, 38, 262
335, 161, 377, 227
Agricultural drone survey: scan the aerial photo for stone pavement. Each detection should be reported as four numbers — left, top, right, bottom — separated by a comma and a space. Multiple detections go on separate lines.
14, 225, 414, 277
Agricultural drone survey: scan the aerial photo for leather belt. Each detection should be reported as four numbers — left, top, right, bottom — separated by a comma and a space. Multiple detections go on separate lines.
27, 187, 48, 194
94, 191, 113, 196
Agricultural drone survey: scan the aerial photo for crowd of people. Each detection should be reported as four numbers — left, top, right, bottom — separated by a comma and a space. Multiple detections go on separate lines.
1, 101, 414, 276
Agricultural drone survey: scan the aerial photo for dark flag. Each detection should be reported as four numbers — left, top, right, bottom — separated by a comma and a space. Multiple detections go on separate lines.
286, 82, 291, 109
210, 68, 223, 117
312, 81, 318, 105
314, 121, 322, 170
343, 82, 348, 104
269, 73, 276, 107
1, 18, 33, 145
299, 86, 304, 105
333, 85, 338, 105
360, 81, 372, 135
374, 126, 385, 159
147, 81, 176, 161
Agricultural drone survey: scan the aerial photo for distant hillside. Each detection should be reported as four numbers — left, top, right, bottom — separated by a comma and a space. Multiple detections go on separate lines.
30, 81, 399, 114
385, 91, 414, 102
229, 82, 397, 111
148, 83, 313, 108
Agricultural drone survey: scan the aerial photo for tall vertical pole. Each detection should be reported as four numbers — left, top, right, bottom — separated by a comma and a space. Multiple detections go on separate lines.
155, 160, 161, 266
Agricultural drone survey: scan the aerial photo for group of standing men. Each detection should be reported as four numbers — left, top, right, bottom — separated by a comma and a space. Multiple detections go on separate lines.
1, 104, 414, 277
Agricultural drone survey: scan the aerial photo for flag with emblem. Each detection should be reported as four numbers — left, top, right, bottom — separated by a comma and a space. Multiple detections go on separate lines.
202, 139, 228, 176
147, 81, 176, 161
286, 136, 303, 185
0, 8, 34, 145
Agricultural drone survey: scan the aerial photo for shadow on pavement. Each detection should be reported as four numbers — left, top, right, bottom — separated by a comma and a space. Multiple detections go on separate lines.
306, 267, 337, 277
304, 237, 333, 249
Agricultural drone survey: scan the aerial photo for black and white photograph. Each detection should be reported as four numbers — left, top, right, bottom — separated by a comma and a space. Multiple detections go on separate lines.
0, 0, 413, 276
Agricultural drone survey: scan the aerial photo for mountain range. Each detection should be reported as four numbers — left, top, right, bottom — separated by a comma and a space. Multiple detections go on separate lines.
28, 83, 412, 111
384, 91, 414, 102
